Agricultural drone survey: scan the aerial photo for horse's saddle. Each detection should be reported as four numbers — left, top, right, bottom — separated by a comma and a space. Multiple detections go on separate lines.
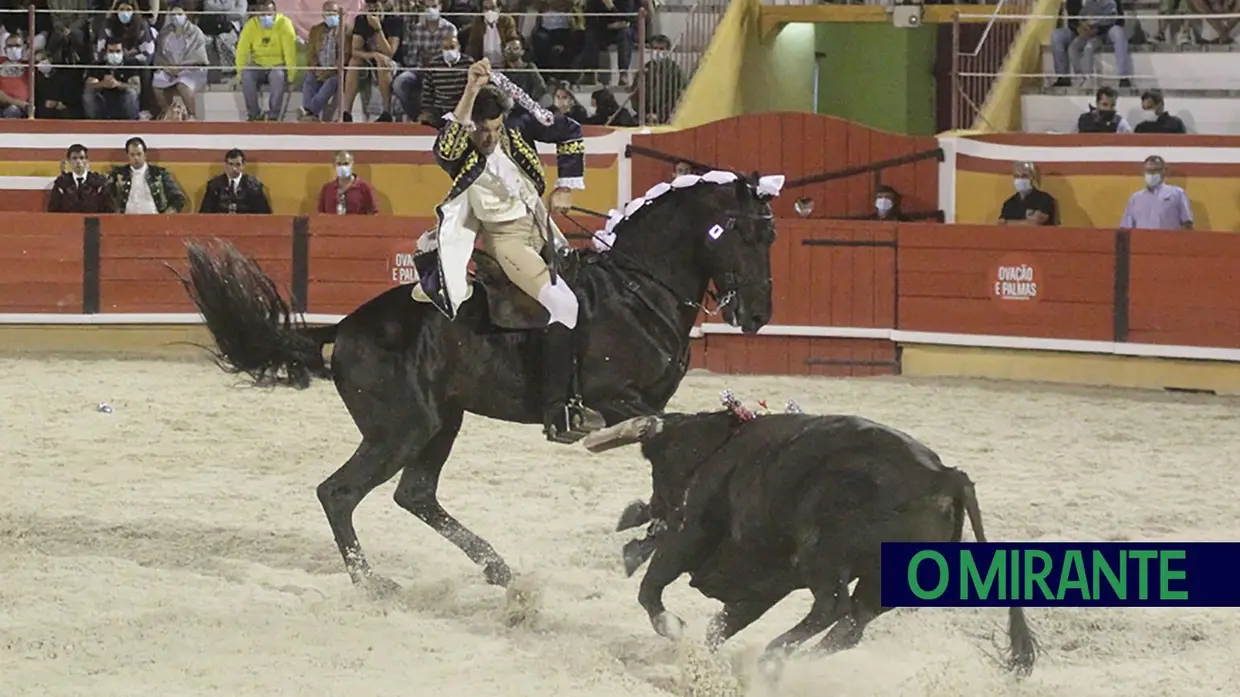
410, 248, 592, 331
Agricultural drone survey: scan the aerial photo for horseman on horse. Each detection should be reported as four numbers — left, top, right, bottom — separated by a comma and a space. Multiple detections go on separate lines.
413, 57, 604, 445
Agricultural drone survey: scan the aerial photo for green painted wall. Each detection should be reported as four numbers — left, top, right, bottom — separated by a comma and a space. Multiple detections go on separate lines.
815, 23, 938, 135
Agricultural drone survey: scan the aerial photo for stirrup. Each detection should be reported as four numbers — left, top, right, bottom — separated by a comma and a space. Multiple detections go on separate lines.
544, 397, 605, 444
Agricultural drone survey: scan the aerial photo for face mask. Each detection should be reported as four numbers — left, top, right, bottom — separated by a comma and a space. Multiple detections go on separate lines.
651, 49, 668, 60
172, 13, 187, 26
1095, 108, 1115, 120
4, 47, 21, 62
106, 51, 123, 65
443, 49, 459, 63
484, 9, 498, 22
1145, 173, 1162, 189
37, 59, 51, 75
336, 164, 352, 178
117, 11, 133, 23
425, 7, 440, 20
259, 14, 275, 28
1144, 108, 1157, 118
1014, 177, 1032, 193
875, 198, 893, 214
324, 14, 339, 26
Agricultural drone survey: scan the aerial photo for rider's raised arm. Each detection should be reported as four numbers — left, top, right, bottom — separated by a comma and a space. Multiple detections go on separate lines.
433, 76, 484, 167
515, 111, 585, 191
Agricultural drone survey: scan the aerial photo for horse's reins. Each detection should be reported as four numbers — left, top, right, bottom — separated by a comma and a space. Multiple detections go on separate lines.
559, 205, 736, 317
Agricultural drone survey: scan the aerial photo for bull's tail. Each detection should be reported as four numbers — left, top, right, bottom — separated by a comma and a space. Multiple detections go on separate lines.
952, 470, 1040, 678
177, 240, 333, 389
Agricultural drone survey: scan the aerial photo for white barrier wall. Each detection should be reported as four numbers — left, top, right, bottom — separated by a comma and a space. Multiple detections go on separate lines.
1021, 94, 1240, 135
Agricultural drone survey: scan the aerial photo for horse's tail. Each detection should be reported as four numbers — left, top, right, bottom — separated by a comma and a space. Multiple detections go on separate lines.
952, 469, 1040, 678
177, 239, 332, 389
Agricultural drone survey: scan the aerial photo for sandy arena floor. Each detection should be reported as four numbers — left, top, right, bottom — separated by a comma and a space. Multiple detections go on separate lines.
2, 356, 1238, 697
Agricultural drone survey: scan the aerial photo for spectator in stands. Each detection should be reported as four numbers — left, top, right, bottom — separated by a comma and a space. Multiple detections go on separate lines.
1189, 0, 1236, 44
579, 0, 633, 87
0, 32, 31, 118
48, 144, 114, 213
1120, 156, 1193, 230
865, 185, 907, 222
1157, 0, 1201, 45
998, 161, 1058, 226
465, 0, 517, 65
501, 36, 548, 113
47, 0, 94, 59
672, 159, 698, 177
442, 0, 478, 39
236, 0, 298, 121
108, 136, 187, 213
550, 81, 586, 121
1077, 85, 1132, 133
301, 1, 344, 121
152, 2, 208, 120
642, 33, 684, 125
98, 1, 158, 117
200, 148, 273, 213
200, 0, 247, 77
1050, 0, 1132, 88
531, 0, 584, 85
392, 0, 457, 123
318, 150, 380, 214
415, 33, 468, 127
340, 0, 402, 122
35, 30, 91, 118
585, 86, 634, 125
1134, 89, 1188, 133
84, 40, 142, 119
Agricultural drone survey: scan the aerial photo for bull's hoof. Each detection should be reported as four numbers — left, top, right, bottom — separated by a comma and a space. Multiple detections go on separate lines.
359, 573, 404, 599
615, 499, 652, 531
652, 611, 686, 641
483, 560, 513, 587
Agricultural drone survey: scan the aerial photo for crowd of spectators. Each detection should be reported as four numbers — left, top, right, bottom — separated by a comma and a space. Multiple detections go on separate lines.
0, 0, 688, 125
45, 138, 383, 214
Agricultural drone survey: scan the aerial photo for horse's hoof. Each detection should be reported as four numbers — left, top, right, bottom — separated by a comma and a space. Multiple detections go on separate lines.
616, 499, 651, 531
484, 560, 512, 587
652, 611, 686, 641
360, 574, 403, 599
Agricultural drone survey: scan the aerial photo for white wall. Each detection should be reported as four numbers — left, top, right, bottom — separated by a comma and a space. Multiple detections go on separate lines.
1038, 46, 1240, 90
1022, 93, 1240, 135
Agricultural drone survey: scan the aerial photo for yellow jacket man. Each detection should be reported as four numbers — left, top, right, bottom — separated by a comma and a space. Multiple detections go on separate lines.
236, 0, 299, 121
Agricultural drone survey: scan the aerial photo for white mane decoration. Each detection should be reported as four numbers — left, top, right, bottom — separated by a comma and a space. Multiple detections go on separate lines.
591, 169, 785, 252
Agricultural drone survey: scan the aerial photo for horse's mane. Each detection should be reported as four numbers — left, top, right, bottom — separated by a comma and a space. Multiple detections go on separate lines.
588, 170, 753, 252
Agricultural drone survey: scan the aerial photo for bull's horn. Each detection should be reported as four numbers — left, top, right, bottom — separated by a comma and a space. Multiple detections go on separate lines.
582, 415, 664, 453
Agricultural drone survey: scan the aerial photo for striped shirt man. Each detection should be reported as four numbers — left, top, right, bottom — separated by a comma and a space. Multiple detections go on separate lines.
421, 53, 470, 124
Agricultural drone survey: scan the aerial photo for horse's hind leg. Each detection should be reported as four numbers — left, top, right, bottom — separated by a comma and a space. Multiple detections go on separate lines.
392, 407, 513, 587
317, 437, 418, 595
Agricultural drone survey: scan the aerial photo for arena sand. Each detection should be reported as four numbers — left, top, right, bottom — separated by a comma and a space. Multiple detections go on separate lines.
2, 356, 1238, 697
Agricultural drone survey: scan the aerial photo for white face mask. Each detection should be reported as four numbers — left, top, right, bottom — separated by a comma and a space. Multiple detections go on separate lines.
875, 198, 893, 214
336, 164, 352, 179
172, 13, 187, 26
37, 59, 52, 75
424, 7, 440, 21
443, 49, 460, 63
484, 9, 498, 23
106, 51, 124, 65
4, 47, 22, 62
1014, 177, 1032, 193
1145, 172, 1162, 189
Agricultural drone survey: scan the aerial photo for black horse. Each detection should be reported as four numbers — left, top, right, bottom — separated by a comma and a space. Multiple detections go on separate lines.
180, 172, 779, 594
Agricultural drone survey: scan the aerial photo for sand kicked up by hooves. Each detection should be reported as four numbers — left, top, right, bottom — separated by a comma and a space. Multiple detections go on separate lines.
2, 357, 1238, 696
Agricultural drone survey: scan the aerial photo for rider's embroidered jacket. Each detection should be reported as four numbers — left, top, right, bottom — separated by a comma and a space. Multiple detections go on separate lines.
424, 109, 586, 320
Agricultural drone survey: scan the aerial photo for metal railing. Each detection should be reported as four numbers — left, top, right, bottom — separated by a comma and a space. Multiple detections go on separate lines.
949, 0, 1036, 131
0, 7, 662, 124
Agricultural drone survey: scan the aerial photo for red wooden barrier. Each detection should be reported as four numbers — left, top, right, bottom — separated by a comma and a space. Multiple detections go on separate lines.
0, 213, 83, 312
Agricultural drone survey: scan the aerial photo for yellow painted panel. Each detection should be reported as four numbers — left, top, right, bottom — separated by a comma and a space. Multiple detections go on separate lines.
954, 170, 1240, 231
902, 344, 1240, 394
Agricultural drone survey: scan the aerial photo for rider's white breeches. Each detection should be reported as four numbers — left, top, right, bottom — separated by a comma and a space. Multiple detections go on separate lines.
479, 214, 579, 329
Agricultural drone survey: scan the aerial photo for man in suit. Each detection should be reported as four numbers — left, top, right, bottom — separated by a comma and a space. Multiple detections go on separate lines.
48, 144, 115, 213
199, 148, 273, 214
107, 136, 188, 214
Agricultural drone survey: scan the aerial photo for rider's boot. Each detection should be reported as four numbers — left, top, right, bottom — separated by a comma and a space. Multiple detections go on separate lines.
541, 322, 605, 444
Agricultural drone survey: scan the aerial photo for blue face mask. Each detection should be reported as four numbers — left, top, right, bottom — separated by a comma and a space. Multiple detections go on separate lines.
117, 10, 133, 23
259, 14, 275, 28
324, 14, 339, 27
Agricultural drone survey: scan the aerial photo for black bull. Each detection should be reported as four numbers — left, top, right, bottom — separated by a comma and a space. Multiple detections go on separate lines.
583, 411, 1040, 677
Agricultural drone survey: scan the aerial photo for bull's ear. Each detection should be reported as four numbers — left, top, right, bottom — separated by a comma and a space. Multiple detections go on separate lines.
582, 415, 664, 453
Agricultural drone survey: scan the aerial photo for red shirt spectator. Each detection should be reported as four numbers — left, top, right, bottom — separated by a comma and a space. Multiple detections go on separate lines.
316, 153, 379, 214
0, 35, 33, 118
